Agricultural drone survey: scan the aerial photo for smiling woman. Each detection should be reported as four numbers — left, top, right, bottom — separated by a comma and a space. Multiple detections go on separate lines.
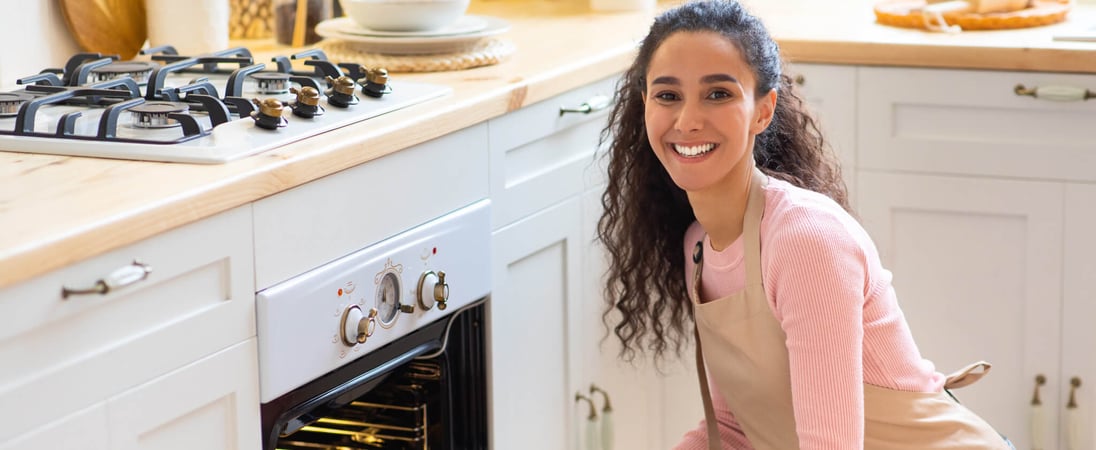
596, 1, 1015, 448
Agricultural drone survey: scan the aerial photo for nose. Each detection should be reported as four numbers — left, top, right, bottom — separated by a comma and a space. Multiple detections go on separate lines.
674, 98, 703, 132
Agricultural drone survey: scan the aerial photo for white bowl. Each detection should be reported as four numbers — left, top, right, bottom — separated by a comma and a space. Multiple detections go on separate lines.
339, 0, 471, 32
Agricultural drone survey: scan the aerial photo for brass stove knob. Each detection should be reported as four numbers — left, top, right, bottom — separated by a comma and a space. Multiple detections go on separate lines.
365, 67, 389, 86
252, 97, 286, 117
325, 75, 357, 96
291, 86, 321, 106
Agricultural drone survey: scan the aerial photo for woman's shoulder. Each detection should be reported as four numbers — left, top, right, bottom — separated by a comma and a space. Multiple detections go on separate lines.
761, 177, 871, 250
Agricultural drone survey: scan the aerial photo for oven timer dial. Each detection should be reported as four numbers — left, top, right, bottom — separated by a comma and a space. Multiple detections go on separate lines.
340, 305, 377, 346
417, 270, 450, 311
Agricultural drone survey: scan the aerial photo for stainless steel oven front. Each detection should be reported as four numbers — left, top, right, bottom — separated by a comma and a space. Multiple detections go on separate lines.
256, 200, 490, 450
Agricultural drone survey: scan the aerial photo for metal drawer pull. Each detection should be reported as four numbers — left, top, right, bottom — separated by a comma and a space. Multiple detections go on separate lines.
1031, 374, 1047, 450
559, 94, 612, 116
1014, 84, 1095, 101
1067, 377, 1082, 450
590, 384, 614, 450
61, 260, 152, 299
574, 393, 599, 450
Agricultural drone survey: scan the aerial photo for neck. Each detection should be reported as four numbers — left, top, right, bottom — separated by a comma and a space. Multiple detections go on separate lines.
688, 159, 754, 252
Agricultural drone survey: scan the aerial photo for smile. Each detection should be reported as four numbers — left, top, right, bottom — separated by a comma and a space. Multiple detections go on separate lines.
672, 143, 716, 157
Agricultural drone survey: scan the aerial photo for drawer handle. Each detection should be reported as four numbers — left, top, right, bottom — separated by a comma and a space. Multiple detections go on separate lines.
1067, 377, 1082, 450
61, 260, 152, 299
1014, 84, 1095, 102
559, 94, 612, 116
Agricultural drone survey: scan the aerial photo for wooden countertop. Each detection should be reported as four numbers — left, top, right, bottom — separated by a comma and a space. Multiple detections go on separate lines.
2, 0, 1095, 289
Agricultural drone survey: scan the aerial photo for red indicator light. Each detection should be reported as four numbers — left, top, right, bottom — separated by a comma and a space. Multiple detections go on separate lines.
432, 247, 437, 254
337, 288, 343, 296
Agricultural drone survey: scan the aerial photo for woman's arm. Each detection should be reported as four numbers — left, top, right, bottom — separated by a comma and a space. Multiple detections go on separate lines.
674, 370, 754, 450
766, 205, 870, 449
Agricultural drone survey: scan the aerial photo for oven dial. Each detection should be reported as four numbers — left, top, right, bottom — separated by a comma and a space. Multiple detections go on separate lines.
417, 270, 450, 311
376, 271, 414, 327
340, 305, 377, 346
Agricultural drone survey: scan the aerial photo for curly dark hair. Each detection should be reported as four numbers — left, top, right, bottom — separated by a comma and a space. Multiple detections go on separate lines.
596, 0, 850, 364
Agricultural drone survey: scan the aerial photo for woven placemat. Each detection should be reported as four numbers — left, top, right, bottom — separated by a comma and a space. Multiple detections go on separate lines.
317, 38, 516, 73
874, 0, 1072, 30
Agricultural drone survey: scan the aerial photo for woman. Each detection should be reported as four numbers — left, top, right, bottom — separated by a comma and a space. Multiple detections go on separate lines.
595, 1, 1011, 448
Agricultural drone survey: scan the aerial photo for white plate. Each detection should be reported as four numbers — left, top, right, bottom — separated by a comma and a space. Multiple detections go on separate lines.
315, 15, 510, 55
327, 15, 489, 37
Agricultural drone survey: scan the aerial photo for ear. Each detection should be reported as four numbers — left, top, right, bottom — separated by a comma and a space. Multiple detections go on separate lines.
750, 89, 777, 135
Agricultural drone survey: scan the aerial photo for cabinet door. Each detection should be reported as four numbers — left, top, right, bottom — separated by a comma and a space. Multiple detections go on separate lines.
788, 63, 858, 204
106, 339, 260, 450
490, 198, 583, 450
858, 171, 1064, 449
1064, 184, 1096, 450
578, 187, 659, 450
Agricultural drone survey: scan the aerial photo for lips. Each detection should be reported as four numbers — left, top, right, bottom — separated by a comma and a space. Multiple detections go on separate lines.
672, 143, 716, 157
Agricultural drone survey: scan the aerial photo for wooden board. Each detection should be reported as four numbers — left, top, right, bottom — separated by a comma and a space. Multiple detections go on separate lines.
59, 0, 147, 60
875, 0, 1071, 30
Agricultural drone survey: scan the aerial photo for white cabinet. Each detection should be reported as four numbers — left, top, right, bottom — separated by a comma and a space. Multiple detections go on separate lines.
856, 66, 1096, 450
857, 171, 1064, 448
490, 197, 584, 450
0, 205, 259, 447
488, 74, 658, 449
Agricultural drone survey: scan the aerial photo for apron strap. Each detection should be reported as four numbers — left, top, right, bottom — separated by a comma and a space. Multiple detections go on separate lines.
695, 326, 722, 450
943, 361, 993, 389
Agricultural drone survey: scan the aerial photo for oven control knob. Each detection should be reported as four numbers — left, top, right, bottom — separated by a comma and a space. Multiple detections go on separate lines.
340, 305, 377, 346
417, 270, 450, 311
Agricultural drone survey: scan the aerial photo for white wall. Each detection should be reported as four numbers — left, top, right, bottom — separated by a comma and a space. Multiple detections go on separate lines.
0, 0, 80, 87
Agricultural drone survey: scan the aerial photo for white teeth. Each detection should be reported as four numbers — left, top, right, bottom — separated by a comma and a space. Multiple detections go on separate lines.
673, 143, 715, 157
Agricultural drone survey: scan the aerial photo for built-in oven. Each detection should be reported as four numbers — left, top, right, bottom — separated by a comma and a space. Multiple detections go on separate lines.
256, 200, 490, 450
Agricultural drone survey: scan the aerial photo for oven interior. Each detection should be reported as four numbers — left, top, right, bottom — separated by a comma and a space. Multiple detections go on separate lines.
262, 301, 487, 450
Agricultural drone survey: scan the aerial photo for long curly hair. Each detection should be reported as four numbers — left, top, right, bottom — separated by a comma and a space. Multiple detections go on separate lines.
597, 0, 850, 363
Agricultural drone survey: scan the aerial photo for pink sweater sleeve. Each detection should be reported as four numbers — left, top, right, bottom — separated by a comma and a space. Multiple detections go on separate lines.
673, 370, 755, 450
764, 204, 871, 449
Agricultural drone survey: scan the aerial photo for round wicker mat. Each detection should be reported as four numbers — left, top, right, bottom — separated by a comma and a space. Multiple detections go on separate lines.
317, 38, 516, 73
874, 0, 1072, 30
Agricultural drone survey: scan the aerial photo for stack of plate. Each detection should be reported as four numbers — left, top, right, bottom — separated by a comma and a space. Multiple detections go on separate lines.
314, 15, 511, 55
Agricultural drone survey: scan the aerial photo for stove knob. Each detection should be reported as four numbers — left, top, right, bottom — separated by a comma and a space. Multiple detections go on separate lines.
340, 305, 377, 346
417, 270, 450, 311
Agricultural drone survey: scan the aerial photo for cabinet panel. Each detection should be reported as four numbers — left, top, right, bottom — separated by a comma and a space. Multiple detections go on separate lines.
106, 339, 260, 450
254, 123, 489, 289
0, 205, 254, 442
0, 404, 108, 450
579, 188, 659, 450
858, 170, 1064, 448
1063, 184, 1096, 450
858, 67, 1096, 182
490, 198, 582, 450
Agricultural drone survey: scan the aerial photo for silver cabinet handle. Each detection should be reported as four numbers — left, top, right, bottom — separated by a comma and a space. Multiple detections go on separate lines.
1015, 84, 1095, 101
61, 260, 152, 299
559, 94, 612, 116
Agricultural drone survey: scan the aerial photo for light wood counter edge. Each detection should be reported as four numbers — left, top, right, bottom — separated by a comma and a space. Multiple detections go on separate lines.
0, 37, 638, 290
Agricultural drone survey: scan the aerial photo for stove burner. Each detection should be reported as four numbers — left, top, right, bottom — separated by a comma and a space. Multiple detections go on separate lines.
90, 61, 158, 85
251, 72, 291, 95
0, 92, 34, 117
130, 101, 190, 128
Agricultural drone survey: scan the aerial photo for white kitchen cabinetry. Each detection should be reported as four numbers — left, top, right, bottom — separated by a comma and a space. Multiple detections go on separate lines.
0, 205, 259, 448
857, 66, 1096, 450
489, 74, 658, 450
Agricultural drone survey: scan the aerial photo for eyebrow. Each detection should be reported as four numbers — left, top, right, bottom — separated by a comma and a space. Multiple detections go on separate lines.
650, 74, 740, 85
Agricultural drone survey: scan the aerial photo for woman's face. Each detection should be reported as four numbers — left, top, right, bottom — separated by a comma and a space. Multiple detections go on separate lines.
643, 31, 775, 194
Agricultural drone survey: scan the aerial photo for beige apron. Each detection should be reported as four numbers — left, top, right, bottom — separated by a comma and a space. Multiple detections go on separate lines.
690, 168, 1010, 450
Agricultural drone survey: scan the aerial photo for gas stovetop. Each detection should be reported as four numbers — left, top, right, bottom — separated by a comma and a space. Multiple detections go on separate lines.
0, 46, 451, 164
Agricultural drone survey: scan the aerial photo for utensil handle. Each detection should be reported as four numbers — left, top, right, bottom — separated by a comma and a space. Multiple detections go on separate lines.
600, 410, 614, 450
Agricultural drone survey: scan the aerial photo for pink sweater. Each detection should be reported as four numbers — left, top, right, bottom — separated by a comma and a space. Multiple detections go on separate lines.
675, 177, 946, 450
